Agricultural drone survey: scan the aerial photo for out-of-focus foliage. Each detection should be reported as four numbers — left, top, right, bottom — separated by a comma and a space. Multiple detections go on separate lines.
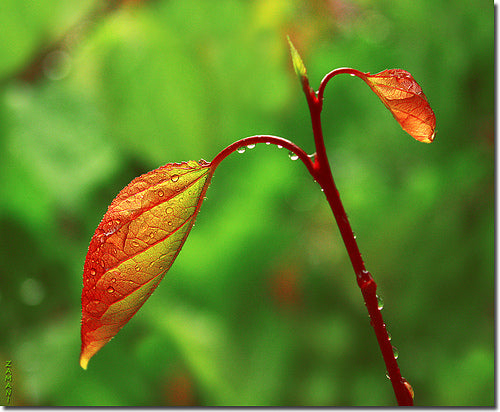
0, 0, 493, 406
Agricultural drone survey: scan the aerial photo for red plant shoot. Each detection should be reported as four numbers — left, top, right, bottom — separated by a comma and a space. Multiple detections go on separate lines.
80, 37, 436, 406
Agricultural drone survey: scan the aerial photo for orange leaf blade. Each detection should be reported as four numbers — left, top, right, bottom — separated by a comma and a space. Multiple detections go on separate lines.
362, 69, 436, 143
80, 160, 211, 369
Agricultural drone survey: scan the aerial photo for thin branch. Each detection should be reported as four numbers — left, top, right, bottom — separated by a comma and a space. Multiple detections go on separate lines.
209, 135, 315, 177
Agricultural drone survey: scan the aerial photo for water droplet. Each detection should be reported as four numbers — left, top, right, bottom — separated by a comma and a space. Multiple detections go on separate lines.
392, 345, 399, 359
90, 269, 96, 276
265, 142, 271, 145
237, 147, 246, 154
288, 152, 299, 161
377, 294, 384, 310
111, 278, 116, 283
350, 73, 356, 77
168, 221, 173, 226
107, 286, 114, 293
132, 241, 140, 248
402, 379, 414, 400
277, 145, 283, 149
247, 144, 256, 149
385, 371, 390, 380
158, 190, 164, 197
171, 174, 179, 182
387, 331, 392, 341
166, 207, 173, 214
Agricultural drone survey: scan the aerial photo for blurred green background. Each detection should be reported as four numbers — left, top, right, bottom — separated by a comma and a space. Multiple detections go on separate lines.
0, 0, 493, 406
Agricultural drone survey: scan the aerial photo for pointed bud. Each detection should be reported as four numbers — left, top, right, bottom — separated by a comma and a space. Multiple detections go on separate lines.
287, 36, 309, 87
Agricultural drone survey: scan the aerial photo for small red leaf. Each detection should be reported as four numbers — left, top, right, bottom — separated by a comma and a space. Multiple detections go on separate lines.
80, 160, 212, 369
361, 69, 436, 143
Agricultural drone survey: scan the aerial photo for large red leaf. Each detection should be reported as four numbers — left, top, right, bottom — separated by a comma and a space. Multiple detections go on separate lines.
360, 69, 436, 143
80, 160, 212, 369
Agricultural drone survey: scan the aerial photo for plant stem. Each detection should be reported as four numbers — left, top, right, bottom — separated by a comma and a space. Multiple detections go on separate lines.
305, 79, 414, 406
209, 75, 414, 404
317, 67, 367, 103
209, 134, 315, 176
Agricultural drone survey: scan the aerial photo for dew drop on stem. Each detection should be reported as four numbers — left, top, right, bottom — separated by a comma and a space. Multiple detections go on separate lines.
392, 345, 399, 359
402, 379, 415, 400
288, 151, 299, 161
237, 147, 246, 154
247, 144, 256, 149
376, 294, 384, 310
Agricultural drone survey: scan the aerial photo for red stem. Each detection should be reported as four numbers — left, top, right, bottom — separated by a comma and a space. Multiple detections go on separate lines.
209, 135, 315, 177
307, 75, 414, 406
208, 67, 414, 405
317, 67, 367, 103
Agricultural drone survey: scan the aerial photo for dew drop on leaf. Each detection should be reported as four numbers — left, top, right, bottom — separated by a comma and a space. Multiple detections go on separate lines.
158, 190, 164, 197
237, 147, 246, 154
166, 207, 173, 214
277, 145, 283, 149
107, 287, 114, 293
288, 152, 299, 161
171, 174, 179, 182
247, 144, 256, 149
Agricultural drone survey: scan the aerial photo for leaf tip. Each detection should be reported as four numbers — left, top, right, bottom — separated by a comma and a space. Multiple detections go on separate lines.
420, 130, 436, 144
80, 354, 89, 370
